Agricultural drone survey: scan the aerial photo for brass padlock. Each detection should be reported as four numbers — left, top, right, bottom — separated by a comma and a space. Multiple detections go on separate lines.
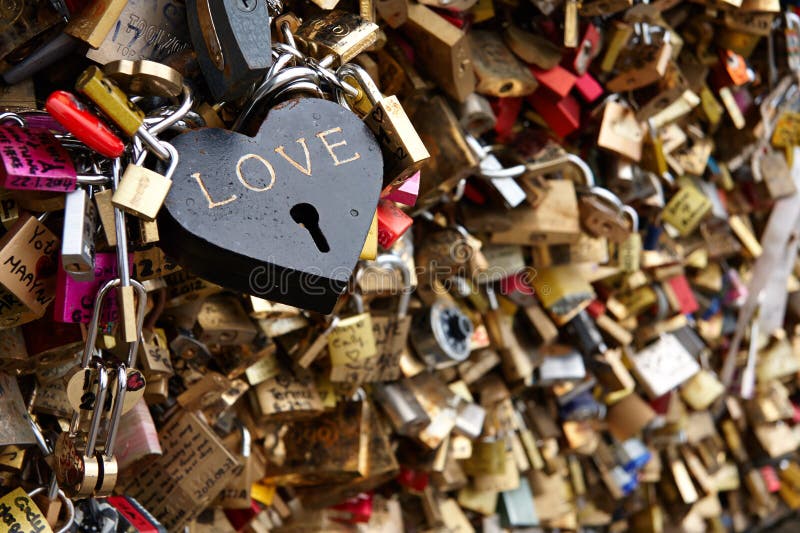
468, 30, 538, 98
0, 213, 60, 319
337, 63, 430, 188
54, 362, 109, 498
112, 141, 179, 221
360, 254, 413, 382
578, 187, 638, 244
328, 284, 379, 383
218, 422, 253, 509
402, 3, 476, 102
294, 10, 379, 67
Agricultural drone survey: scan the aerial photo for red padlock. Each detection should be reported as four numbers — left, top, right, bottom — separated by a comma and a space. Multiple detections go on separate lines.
527, 90, 580, 138
648, 390, 673, 416
377, 199, 413, 249
586, 299, 606, 319
529, 65, 577, 98
224, 500, 262, 532
397, 467, 429, 491
330, 493, 373, 524
498, 272, 535, 306
711, 50, 751, 89
491, 96, 523, 142
760, 466, 781, 493
665, 275, 698, 315
574, 72, 604, 103
381, 170, 420, 206
45, 90, 125, 158
571, 24, 602, 75
463, 180, 487, 205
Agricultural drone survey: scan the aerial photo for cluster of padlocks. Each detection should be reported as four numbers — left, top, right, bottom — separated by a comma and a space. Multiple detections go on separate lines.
1, 0, 800, 531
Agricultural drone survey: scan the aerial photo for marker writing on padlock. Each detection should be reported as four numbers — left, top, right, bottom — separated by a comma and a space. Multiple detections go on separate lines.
0, 126, 78, 193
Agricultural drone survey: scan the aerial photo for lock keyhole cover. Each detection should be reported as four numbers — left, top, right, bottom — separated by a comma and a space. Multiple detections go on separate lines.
291, 203, 330, 253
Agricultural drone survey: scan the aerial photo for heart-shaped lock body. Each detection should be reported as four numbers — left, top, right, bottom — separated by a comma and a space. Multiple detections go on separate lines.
159, 97, 383, 313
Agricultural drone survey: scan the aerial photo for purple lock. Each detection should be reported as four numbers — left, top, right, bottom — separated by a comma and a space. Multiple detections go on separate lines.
0, 125, 78, 193
54, 252, 132, 324
381, 171, 420, 206
22, 113, 69, 134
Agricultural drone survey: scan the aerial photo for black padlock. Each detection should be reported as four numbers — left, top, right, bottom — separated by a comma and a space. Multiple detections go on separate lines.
185, 0, 273, 101
159, 97, 383, 314
563, 310, 606, 357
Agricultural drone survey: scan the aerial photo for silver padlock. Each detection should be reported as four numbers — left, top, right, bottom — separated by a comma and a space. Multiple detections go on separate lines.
411, 300, 474, 368
61, 187, 98, 282
373, 381, 431, 436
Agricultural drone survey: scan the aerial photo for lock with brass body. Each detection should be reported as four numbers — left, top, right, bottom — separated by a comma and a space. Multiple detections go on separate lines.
328, 283, 379, 383
579, 187, 639, 244
294, 10, 380, 68
337, 63, 430, 188
112, 140, 179, 221
23, 413, 76, 532
359, 254, 412, 381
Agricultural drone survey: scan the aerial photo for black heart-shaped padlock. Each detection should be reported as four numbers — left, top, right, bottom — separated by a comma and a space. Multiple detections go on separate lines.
159, 97, 383, 313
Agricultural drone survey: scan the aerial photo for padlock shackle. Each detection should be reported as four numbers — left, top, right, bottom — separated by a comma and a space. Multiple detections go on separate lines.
147, 84, 194, 137
103, 364, 127, 458
473, 140, 596, 188
27, 486, 75, 533
581, 186, 640, 232
370, 254, 412, 318
335, 63, 382, 111
132, 140, 179, 179
235, 65, 323, 131
237, 420, 252, 457
26, 413, 52, 456
112, 158, 132, 290
0, 112, 26, 127
85, 363, 109, 456
80, 278, 148, 368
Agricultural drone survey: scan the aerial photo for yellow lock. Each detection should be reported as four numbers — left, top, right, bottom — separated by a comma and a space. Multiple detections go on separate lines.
76, 66, 168, 160
327, 289, 378, 382
76, 66, 144, 137
360, 211, 379, 261
661, 185, 712, 236
530, 264, 595, 315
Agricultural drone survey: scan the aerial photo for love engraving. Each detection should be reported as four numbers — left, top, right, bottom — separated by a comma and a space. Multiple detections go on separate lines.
192, 127, 361, 209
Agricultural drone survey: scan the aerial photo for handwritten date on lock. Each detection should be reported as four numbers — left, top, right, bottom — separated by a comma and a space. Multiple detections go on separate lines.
160, 98, 383, 314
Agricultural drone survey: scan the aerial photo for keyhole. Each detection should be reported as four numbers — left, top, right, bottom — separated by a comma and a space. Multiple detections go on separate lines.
291, 203, 330, 253
237, 0, 257, 11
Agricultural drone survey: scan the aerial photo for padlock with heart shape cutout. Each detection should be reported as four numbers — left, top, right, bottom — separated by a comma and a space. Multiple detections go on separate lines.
158, 97, 384, 314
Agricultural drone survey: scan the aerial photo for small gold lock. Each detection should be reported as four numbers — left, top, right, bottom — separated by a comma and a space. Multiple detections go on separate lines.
112, 142, 178, 221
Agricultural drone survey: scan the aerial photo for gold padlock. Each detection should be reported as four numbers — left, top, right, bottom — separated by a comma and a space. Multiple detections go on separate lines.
338, 63, 430, 187
112, 142, 179, 221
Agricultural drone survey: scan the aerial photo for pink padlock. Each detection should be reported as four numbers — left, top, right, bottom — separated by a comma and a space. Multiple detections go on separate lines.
0, 125, 78, 193
53, 252, 127, 324
381, 171, 420, 206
